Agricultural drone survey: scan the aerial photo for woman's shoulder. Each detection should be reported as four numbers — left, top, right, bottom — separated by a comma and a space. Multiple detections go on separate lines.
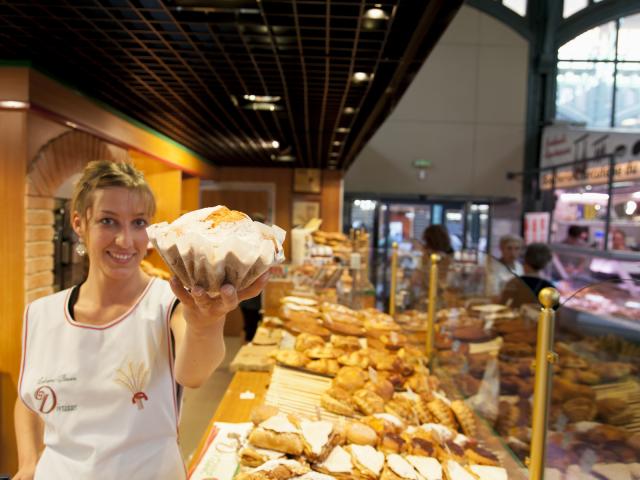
28, 287, 72, 311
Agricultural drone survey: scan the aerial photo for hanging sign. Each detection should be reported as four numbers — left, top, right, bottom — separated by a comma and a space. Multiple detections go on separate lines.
540, 125, 640, 189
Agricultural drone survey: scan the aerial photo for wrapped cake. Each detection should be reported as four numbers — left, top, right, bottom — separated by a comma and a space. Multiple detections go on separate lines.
147, 206, 285, 295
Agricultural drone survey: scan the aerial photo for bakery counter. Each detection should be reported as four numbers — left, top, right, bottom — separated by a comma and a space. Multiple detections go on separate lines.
188, 371, 271, 473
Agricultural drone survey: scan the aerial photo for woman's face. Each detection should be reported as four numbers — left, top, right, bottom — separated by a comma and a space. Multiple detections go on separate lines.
73, 187, 150, 281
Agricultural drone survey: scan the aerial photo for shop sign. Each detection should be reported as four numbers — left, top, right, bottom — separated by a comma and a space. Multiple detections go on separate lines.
540, 125, 640, 190
541, 160, 640, 189
524, 212, 550, 244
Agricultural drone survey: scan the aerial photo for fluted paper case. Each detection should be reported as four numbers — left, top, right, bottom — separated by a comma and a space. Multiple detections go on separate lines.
147, 206, 286, 296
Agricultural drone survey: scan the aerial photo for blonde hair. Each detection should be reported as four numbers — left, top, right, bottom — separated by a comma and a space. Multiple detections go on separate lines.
71, 160, 155, 221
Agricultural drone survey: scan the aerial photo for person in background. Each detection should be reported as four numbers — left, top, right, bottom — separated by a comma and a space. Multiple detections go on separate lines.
611, 229, 629, 251
486, 234, 524, 297
501, 243, 554, 307
555, 224, 589, 277
422, 224, 454, 256
240, 212, 267, 342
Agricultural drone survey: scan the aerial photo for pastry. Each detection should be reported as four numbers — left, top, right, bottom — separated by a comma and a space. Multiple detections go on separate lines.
452, 326, 494, 343
553, 377, 596, 402
503, 329, 537, 345
330, 335, 362, 351
592, 362, 633, 382
404, 373, 432, 394
415, 398, 436, 424
443, 460, 476, 480
300, 419, 336, 462
364, 378, 395, 402
379, 332, 408, 350
381, 454, 420, 480
450, 400, 476, 437
337, 351, 370, 369
295, 333, 325, 352
353, 388, 386, 416
592, 463, 633, 480
147, 206, 285, 295
468, 465, 507, 480
307, 345, 343, 360
379, 432, 406, 454
585, 424, 629, 444
500, 342, 534, 358
408, 437, 436, 457
346, 421, 378, 446
251, 404, 280, 425
576, 370, 601, 385
315, 445, 354, 480
597, 397, 634, 425
386, 396, 420, 425
436, 440, 466, 463
627, 433, 640, 452
321, 392, 357, 417
562, 397, 597, 422
286, 319, 331, 340
238, 445, 286, 467
273, 350, 310, 368
427, 399, 458, 431
348, 444, 385, 480
465, 445, 500, 466
235, 459, 309, 480
362, 413, 404, 437
248, 413, 305, 456
323, 313, 366, 336
306, 358, 341, 376
406, 456, 442, 480
333, 367, 368, 393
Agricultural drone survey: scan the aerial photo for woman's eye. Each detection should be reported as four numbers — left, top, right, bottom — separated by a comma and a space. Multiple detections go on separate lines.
134, 218, 148, 227
100, 218, 114, 225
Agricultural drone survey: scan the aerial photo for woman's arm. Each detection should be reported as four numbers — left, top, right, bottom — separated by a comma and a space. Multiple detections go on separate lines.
14, 398, 44, 479
169, 272, 270, 388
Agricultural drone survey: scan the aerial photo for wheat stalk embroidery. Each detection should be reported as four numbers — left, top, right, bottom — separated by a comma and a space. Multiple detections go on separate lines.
114, 361, 150, 410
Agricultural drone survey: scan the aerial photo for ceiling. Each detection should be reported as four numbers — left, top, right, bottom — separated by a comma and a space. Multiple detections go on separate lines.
0, 0, 462, 170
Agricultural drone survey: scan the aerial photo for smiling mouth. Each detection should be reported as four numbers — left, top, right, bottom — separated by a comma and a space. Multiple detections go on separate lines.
108, 252, 136, 263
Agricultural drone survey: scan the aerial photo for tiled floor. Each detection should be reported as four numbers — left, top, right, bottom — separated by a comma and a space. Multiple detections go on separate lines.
178, 335, 245, 463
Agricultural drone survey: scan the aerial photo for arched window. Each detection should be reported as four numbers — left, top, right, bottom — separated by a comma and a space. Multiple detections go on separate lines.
556, 12, 640, 128
501, 0, 527, 17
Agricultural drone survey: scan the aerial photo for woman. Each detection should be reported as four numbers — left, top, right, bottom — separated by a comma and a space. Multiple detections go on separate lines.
14, 161, 269, 479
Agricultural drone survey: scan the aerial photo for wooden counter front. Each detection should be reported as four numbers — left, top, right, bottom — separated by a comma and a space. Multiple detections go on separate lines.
188, 371, 271, 471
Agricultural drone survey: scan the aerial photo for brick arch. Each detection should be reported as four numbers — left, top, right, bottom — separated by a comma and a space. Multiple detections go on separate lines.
24, 131, 130, 303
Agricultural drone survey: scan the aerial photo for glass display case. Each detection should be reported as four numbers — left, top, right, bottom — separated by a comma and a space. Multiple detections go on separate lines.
424, 253, 640, 479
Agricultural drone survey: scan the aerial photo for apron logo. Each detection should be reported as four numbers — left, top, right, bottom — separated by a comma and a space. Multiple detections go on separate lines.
35, 386, 57, 414
114, 361, 150, 410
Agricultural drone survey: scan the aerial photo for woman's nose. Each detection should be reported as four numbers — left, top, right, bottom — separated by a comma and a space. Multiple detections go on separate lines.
115, 227, 133, 247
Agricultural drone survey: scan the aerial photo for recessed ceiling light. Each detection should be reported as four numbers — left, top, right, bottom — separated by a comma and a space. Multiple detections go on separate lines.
352, 72, 371, 83
243, 102, 281, 111
271, 153, 295, 162
271, 140, 280, 149
343, 107, 357, 114
330, 153, 339, 157
65, 121, 78, 128
243, 94, 281, 102
337, 127, 350, 133
0, 100, 29, 109
364, 8, 388, 20
328, 165, 337, 170
333, 141, 341, 146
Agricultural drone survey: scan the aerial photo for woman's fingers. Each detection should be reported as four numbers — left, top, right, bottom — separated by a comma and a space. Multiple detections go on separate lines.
169, 276, 196, 309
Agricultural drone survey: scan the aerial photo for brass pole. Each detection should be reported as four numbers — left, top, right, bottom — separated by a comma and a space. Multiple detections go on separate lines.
529, 287, 560, 480
425, 253, 440, 364
389, 242, 399, 316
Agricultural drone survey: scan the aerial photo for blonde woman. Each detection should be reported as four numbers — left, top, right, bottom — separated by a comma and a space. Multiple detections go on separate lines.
14, 161, 269, 479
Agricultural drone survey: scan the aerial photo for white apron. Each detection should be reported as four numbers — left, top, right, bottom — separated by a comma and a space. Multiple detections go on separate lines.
19, 278, 186, 480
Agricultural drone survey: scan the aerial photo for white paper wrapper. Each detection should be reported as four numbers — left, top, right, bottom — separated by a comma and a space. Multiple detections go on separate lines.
147, 206, 285, 295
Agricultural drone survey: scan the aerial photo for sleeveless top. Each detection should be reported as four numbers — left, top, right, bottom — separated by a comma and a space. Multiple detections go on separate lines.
18, 278, 186, 480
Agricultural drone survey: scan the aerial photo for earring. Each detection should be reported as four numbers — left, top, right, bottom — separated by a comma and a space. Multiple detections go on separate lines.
75, 241, 87, 257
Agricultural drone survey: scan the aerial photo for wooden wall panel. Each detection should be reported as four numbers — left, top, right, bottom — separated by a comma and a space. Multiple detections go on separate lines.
145, 170, 182, 269
0, 110, 28, 474
320, 170, 344, 233
181, 177, 201, 214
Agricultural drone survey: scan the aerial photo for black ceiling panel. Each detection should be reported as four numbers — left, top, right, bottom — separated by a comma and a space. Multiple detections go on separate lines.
0, 0, 462, 169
